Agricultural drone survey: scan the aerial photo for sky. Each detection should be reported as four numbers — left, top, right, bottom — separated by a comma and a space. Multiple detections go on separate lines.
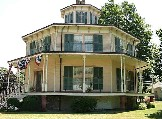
0, 0, 162, 68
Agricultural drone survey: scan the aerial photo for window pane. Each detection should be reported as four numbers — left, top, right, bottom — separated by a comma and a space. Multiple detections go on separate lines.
73, 35, 82, 51
85, 35, 93, 52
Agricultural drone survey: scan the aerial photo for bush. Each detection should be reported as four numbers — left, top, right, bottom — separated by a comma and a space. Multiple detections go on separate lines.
138, 103, 147, 110
71, 97, 97, 113
21, 96, 41, 111
146, 102, 155, 109
7, 98, 21, 112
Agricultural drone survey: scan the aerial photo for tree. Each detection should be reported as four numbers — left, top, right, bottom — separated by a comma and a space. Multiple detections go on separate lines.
155, 29, 162, 81
99, 0, 153, 81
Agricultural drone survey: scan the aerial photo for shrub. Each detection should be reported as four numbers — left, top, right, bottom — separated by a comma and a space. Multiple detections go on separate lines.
146, 102, 155, 109
138, 103, 147, 110
7, 98, 21, 111
71, 97, 97, 113
21, 96, 41, 111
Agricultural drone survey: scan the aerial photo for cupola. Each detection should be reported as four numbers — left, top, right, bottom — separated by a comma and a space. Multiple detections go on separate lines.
60, 0, 101, 24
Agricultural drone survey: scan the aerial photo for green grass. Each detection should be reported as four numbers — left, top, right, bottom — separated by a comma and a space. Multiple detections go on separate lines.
0, 101, 162, 119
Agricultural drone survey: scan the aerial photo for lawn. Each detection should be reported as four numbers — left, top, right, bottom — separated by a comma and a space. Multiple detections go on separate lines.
0, 101, 162, 119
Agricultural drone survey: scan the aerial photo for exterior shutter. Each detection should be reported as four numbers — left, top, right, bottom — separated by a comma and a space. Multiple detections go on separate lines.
93, 67, 103, 90
90, 12, 92, 24
85, 12, 87, 24
64, 34, 74, 51
64, 66, 73, 90
70, 12, 73, 23
76, 11, 79, 23
65, 15, 68, 23
127, 43, 133, 55
116, 68, 121, 91
93, 35, 103, 52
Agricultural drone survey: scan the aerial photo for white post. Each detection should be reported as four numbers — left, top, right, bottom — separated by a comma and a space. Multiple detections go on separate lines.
123, 57, 126, 92
83, 55, 86, 93
111, 60, 113, 93
139, 71, 143, 93
28, 64, 30, 92
45, 55, 48, 92
54, 59, 56, 92
121, 56, 123, 92
18, 69, 20, 96
42, 55, 45, 92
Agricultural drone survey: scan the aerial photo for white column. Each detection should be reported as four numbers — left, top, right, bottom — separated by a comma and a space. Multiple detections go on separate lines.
53, 59, 56, 92
139, 71, 143, 93
28, 64, 30, 92
83, 55, 86, 93
123, 57, 126, 92
18, 69, 20, 96
121, 56, 123, 92
45, 55, 48, 92
111, 60, 113, 93
42, 55, 45, 92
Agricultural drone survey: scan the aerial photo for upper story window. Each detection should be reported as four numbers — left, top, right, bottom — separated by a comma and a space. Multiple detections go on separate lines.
29, 36, 51, 55
76, 11, 87, 24
65, 12, 73, 23
127, 43, 133, 56
64, 34, 103, 52
115, 37, 123, 53
90, 12, 98, 24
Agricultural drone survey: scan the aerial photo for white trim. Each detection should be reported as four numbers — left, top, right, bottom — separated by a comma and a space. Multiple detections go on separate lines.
54, 59, 56, 92
42, 55, 45, 92
121, 56, 123, 92
45, 55, 48, 92
28, 64, 30, 92
123, 57, 126, 92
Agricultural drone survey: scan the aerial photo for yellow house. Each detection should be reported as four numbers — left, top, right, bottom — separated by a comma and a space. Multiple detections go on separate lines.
8, 0, 153, 111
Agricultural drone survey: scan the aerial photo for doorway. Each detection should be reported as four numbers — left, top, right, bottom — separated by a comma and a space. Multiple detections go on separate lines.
35, 71, 42, 92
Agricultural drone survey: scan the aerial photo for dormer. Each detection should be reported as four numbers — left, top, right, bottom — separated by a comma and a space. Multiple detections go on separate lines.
60, 0, 101, 24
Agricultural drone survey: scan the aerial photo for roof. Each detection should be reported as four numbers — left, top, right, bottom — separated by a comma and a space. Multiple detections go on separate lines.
153, 82, 162, 89
60, 4, 101, 12
22, 23, 140, 43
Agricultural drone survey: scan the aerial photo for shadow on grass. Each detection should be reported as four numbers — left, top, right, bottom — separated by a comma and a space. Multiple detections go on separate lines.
147, 110, 162, 119
0, 109, 136, 115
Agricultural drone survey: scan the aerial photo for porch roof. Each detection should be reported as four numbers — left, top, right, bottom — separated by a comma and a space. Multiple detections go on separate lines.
8, 52, 149, 70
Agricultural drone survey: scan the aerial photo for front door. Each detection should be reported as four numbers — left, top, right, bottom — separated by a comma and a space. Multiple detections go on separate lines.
36, 71, 42, 92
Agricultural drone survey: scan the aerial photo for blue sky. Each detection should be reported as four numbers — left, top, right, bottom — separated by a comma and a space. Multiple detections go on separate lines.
0, 0, 162, 68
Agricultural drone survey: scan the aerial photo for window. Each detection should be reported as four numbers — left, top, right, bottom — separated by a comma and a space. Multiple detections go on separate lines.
126, 71, 134, 91
116, 68, 121, 91
85, 35, 93, 52
73, 35, 82, 51
64, 66, 103, 91
65, 12, 73, 23
64, 34, 103, 52
127, 43, 133, 56
43, 36, 51, 52
76, 11, 87, 24
115, 37, 123, 53
90, 12, 98, 24
30, 41, 36, 55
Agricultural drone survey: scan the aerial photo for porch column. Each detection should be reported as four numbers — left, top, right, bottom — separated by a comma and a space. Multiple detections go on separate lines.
139, 71, 143, 93
28, 64, 30, 92
123, 57, 126, 92
18, 68, 20, 95
53, 59, 56, 92
42, 55, 45, 92
135, 69, 138, 93
83, 55, 86, 93
121, 56, 123, 92
45, 55, 48, 92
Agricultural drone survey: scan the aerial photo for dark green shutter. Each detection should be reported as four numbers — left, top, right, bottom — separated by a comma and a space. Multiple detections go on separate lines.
93, 35, 103, 52
64, 66, 73, 90
115, 37, 120, 52
129, 71, 134, 91
90, 12, 92, 24
65, 15, 68, 23
85, 12, 87, 24
116, 68, 121, 91
76, 12, 79, 23
93, 67, 103, 90
70, 12, 73, 23
64, 34, 74, 51
127, 43, 133, 56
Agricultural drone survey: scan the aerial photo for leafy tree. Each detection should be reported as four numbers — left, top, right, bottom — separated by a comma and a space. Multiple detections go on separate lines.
99, 0, 153, 81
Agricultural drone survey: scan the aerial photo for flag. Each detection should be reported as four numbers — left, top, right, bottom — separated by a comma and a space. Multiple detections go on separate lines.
17, 57, 31, 70
35, 55, 42, 66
